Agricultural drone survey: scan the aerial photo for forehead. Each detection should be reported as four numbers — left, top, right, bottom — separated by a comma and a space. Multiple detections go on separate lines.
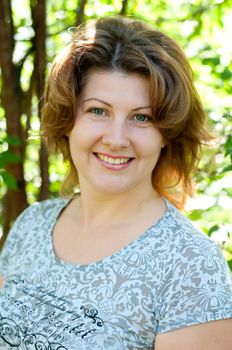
80, 68, 151, 106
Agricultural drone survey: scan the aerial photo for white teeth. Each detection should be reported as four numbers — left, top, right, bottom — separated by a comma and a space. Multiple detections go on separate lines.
97, 153, 130, 165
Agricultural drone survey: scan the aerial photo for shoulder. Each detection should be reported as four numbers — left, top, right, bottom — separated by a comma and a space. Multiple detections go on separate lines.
0, 197, 69, 273
9, 196, 70, 241
24, 196, 69, 217
153, 200, 232, 334
12, 197, 70, 227
162, 199, 216, 248
140, 199, 226, 275
160, 200, 230, 273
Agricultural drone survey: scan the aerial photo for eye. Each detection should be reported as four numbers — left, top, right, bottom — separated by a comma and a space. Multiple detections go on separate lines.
134, 114, 152, 123
88, 108, 106, 116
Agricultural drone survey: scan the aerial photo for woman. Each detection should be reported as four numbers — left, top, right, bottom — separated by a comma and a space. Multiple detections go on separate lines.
0, 16, 231, 350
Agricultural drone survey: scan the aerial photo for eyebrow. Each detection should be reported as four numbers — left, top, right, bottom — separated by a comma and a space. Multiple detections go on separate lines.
82, 98, 151, 111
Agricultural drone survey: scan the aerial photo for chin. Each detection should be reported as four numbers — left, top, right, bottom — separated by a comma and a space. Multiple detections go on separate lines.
92, 181, 133, 195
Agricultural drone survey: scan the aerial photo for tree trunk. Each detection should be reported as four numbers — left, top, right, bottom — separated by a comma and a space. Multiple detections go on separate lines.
76, 0, 88, 26
0, 0, 27, 249
120, 0, 129, 16
31, 0, 49, 201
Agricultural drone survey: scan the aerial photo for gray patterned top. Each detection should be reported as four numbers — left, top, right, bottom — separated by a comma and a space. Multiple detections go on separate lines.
0, 197, 232, 349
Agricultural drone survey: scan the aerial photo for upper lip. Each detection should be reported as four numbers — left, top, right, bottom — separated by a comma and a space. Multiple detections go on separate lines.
94, 152, 134, 159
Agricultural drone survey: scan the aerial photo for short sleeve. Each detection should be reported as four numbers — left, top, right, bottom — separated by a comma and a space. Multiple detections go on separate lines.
156, 237, 232, 333
0, 204, 38, 277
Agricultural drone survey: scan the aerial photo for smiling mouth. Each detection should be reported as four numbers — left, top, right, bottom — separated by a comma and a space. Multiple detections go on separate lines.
94, 153, 133, 165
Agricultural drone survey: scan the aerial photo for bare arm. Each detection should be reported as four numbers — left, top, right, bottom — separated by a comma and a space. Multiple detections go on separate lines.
0, 275, 4, 288
155, 318, 232, 350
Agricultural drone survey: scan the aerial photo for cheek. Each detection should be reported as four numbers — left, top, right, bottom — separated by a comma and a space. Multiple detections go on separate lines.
69, 122, 86, 146
135, 131, 163, 158
69, 124, 101, 154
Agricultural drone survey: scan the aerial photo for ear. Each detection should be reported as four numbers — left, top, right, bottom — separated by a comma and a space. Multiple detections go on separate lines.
161, 138, 167, 148
160, 134, 167, 149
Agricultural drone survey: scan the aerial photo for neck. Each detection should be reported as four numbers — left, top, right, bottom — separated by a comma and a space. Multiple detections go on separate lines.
74, 183, 161, 229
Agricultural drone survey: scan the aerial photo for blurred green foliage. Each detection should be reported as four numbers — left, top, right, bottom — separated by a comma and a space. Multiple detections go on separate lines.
0, 0, 232, 267
0, 135, 21, 190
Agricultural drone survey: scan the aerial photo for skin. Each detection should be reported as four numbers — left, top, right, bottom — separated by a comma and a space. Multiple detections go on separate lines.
53, 69, 166, 265
0, 275, 4, 288
66, 68, 232, 349
68, 68, 165, 199
1, 69, 231, 348
155, 318, 232, 350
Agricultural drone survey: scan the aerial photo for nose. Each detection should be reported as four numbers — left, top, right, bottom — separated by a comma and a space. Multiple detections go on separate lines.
102, 119, 130, 150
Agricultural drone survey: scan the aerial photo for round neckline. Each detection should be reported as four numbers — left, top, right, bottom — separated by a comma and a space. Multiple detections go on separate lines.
48, 196, 173, 270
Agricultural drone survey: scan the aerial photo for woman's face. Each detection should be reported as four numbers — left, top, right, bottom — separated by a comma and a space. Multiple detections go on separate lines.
69, 69, 164, 196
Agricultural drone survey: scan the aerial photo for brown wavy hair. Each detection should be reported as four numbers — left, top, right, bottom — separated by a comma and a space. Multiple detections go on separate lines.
41, 16, 211, 208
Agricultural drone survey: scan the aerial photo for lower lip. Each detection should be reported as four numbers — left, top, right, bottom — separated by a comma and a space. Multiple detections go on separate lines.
94, 154, 133, 171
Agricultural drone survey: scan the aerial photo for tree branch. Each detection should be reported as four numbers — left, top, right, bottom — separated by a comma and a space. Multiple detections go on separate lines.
18, 45, 35, 72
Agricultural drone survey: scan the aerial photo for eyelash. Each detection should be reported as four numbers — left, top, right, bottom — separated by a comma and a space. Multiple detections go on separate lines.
87, 108, 152, 123
87, 108, 106, 116
134, 114, 152, 123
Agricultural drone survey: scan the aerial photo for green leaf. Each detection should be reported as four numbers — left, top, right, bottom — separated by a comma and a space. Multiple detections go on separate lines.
0, 155, 6, 169
220, 68, 232, 81
188, 209, 203, 221
0, 153, 7, 167
4, 135, 22, 146
0, 150, 21, 164
225, 136, 232, 157
202, 56, 220, 66
0, 171, 18, 190
227, 259, 232, 272
222, 165, 232, 173
224, 242, 232, 255
208, 224, 219, 237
